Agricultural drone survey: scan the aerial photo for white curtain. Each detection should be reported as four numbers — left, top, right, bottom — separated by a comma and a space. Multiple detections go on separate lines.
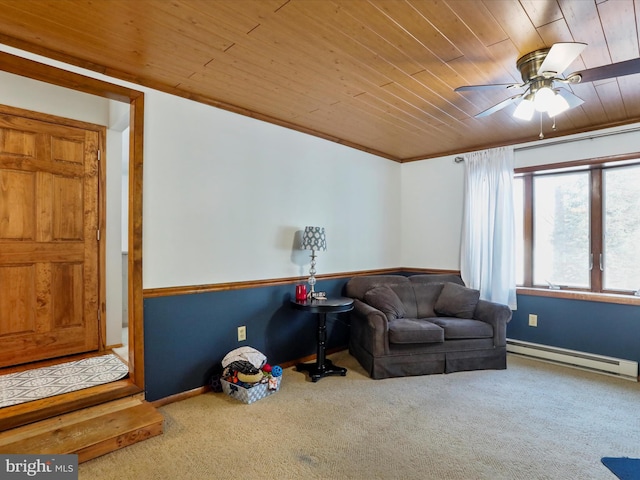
460, 146, 517, 309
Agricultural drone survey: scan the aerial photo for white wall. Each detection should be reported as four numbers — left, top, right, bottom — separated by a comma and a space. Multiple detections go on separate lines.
513, 125, 640, 168
0, 68, 110, 125
401, 124, 640, 270
121, 127, 130, 252
142, 90, 401, 288
400, 153, 465, 269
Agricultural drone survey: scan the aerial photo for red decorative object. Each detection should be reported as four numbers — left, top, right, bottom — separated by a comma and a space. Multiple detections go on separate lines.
295, 284, 307, 301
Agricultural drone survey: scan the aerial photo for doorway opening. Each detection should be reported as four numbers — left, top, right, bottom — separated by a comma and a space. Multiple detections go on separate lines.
0, 49, 144, 430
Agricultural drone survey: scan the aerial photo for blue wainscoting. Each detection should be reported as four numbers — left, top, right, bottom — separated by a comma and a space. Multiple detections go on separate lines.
143, 278, 353, 401
144, 276, 640, 401
508, 293, 640, 363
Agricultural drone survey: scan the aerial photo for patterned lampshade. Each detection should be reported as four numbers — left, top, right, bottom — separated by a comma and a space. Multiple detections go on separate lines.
301, 226, 327, 252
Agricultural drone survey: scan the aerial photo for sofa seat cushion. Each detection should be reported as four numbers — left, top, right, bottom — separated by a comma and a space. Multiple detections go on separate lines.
429, 317, 493, 340
389, 318, 444, 344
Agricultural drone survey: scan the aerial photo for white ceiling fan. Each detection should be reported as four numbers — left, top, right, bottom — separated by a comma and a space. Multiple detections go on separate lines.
455, 42, 640, 121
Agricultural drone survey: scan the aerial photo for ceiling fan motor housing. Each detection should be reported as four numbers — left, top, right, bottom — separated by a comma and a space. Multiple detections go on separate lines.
516, 48, 552, 83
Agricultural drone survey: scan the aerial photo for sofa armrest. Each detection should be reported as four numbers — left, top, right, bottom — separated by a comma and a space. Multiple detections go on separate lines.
473, 299, 512, 347
350, 299, 390, 356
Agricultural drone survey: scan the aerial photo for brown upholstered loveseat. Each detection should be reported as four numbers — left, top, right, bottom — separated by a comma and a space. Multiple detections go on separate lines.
345, 274, 512, 379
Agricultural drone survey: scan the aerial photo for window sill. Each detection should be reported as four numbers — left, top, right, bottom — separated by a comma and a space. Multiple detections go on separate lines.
517, 288, 640, 306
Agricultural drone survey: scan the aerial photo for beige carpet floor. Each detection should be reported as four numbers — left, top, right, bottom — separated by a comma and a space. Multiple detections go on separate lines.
79, 351, 640, 479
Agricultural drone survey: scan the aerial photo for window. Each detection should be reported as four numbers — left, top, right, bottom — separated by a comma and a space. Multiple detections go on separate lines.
515, 160, 640, 295
533, 171, 590, 288
603, 165, 640, 291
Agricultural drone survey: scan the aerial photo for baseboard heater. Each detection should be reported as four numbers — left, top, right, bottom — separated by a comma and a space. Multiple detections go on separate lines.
506, 339, 638, 381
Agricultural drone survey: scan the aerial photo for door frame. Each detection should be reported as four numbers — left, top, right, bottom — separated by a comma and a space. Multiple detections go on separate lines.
0, 53, 145, 393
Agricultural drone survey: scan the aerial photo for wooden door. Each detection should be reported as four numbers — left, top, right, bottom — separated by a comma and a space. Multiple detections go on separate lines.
0, 110, 101, 367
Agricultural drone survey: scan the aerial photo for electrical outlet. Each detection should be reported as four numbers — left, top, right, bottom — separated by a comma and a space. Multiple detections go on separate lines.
528, 314, 538, 327
237, 325, 246, 341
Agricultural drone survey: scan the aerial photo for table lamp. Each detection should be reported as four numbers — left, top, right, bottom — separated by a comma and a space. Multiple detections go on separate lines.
301, 226, 326, 299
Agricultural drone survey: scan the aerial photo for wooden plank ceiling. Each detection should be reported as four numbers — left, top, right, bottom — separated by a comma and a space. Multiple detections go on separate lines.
0, 0, 638, 161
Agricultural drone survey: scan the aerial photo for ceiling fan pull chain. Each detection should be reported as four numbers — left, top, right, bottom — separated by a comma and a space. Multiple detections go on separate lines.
539, 112, 544, 139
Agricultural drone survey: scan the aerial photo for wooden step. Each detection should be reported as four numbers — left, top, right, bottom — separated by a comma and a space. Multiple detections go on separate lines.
0, 395, 163, 463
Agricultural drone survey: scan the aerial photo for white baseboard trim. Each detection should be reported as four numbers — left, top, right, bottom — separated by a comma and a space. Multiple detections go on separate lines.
507, 339, 638, 381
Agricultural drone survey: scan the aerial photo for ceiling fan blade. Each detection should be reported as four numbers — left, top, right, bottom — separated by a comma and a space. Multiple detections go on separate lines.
538, 42, 587, 76
567, 57, 640, 83
455, 83, 523, 92
555, 88, 584, 109
474, 94, 522, 118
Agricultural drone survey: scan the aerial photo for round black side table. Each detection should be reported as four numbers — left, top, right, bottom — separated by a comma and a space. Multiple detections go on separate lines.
290, 296, 354, 382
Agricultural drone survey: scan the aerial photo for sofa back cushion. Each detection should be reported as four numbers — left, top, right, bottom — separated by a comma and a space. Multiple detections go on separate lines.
363, 286, 406, 320
412, 283, 445, 318
408, 274, 465, 286
434, 282, 480, 318
345, 275, 410, 300
389, 284, 418, 318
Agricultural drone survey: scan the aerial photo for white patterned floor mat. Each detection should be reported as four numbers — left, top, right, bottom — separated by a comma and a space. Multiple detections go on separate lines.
0, 354, 129, 408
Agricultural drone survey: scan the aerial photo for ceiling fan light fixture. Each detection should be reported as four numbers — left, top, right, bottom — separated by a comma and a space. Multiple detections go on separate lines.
546, 93, 571, 118
513, 94, 535, 121
533, 86, 555, 112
